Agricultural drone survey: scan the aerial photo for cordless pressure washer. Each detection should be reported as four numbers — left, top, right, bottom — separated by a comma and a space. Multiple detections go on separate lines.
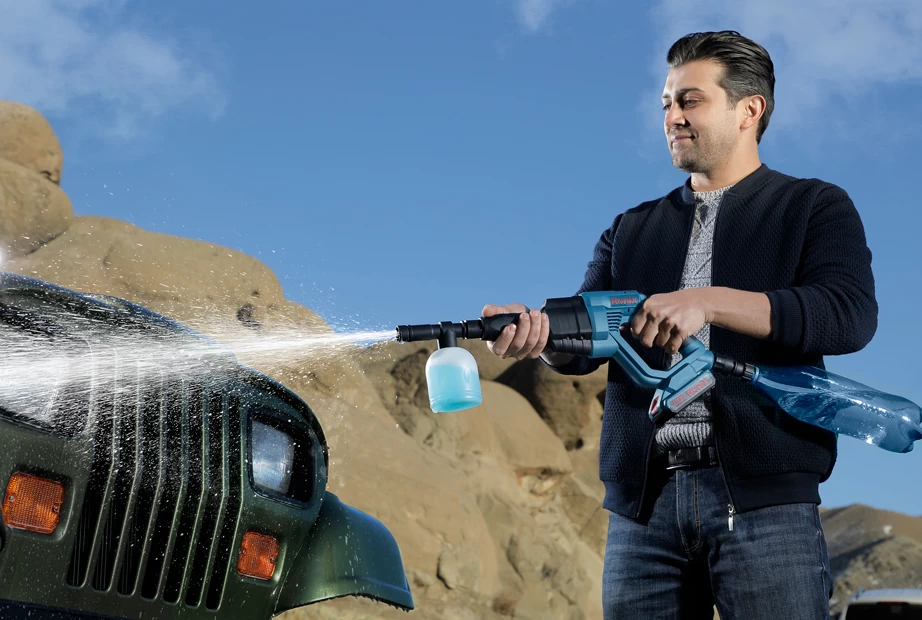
395, 291, 752, 425
395, 290, 922, 453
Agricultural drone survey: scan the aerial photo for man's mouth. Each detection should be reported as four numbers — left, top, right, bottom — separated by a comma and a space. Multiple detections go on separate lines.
670, 134, 694, 148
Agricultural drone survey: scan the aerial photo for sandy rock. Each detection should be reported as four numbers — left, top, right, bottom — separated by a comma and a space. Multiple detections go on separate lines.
101, 223, 284, 309
355, 338, 517, 444
0, 157, 73, 258
357, 340, 573, 481
437, 542, 483, 592
461, 381, 572, 481
410, 567, 437, 588
475, 488, 598, 620
572, 542, 605, 620
823, 503, 922, 560
0, 101, 63, 184
361, 354, 575, 485
557, 465, 608, 557
558, 399, 607, 556
373, 343, 439, 444
6, 214, 288, 330
6, 216, 136, 293
475, 492, 541, 613
496, 358, 608, 450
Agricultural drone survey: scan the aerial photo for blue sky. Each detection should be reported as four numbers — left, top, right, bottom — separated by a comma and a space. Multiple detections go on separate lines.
2, 0, 921, 516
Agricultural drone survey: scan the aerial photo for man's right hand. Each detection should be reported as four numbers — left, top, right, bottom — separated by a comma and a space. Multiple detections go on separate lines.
481, 303, 549, 360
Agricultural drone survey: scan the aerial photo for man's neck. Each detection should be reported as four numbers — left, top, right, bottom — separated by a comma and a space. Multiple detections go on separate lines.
689, 150, 762, 193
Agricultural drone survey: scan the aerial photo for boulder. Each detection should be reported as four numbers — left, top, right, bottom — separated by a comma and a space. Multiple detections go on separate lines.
355, 339, 517, 450
496, 358, 609, 450
459, 380, 572, 481
0, 101, 63, 184
0, 157, 73, 258
7, 214, 288, 335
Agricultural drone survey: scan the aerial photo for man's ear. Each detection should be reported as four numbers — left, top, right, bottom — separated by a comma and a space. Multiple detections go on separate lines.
740, 95, 766, 132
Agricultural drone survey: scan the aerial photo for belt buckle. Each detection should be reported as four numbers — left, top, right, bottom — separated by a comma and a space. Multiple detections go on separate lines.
665, 446, 711, 471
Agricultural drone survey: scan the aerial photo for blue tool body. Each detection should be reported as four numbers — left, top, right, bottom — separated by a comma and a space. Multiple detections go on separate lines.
575, 291, 718, 423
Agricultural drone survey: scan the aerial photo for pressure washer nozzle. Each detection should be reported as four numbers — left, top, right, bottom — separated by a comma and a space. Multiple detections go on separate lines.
395, 324, 442, 343
395, 314, 520, 348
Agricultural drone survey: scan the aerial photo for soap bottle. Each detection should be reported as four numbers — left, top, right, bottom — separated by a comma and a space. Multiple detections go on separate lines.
425, 327, 482, 413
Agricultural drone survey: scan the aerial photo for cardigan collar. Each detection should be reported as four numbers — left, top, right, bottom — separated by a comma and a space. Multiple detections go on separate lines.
678, 163, 773, 206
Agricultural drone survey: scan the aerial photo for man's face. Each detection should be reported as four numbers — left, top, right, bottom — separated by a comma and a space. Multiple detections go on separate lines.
662, 59, 741, 174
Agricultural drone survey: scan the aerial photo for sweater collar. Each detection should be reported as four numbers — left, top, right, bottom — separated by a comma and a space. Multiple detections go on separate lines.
678, 163, 772, 205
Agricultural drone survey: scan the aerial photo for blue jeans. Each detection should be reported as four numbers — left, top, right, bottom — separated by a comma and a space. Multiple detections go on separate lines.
602, 465, 833, 619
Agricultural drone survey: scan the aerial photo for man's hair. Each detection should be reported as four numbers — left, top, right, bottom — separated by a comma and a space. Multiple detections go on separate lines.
667, 30, 775, 143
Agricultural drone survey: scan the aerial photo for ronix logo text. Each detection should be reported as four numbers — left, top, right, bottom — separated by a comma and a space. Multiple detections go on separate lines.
610, 297, 638, 305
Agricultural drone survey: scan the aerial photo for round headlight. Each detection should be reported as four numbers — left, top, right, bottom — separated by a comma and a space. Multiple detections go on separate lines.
250, 420, 295, 496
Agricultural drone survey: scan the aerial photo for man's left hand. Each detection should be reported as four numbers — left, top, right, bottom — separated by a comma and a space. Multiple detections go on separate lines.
627, 289, 712, 355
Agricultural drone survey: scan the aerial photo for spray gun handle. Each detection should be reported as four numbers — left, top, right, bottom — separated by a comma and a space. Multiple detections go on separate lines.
477, 313, 523, 341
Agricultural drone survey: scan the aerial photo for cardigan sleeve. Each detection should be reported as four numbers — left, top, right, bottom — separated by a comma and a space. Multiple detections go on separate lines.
765, 185, 878, 356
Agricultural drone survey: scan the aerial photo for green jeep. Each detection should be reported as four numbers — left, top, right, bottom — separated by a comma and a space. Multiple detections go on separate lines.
0, 272, 414, 618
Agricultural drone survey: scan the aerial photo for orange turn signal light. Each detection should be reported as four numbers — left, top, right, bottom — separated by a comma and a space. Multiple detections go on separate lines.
3, 472, 64, 534
237, 531, 279, 581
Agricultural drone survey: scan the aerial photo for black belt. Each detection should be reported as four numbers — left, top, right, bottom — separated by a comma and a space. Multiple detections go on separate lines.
657, 445, 718, 471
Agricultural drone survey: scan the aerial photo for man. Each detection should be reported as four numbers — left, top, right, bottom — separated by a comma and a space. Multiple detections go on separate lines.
482, 31, 877, 619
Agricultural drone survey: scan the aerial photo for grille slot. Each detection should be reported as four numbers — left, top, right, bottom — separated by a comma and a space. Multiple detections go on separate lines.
117, 370, 164, 595
66, 353, 116, 588
185, 392, 229, 607
206, 395, 243, 611
92, 362, 141, 591
140, 373, 185, 600
162, 380, 205, 604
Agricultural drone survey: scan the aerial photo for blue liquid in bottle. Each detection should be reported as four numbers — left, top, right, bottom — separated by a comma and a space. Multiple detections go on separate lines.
425, 347, 482, 413
751, 365, 922, 453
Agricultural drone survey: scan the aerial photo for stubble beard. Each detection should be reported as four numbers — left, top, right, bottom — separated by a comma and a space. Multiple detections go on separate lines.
671, 144, 703, 173
670, 133, 732, 175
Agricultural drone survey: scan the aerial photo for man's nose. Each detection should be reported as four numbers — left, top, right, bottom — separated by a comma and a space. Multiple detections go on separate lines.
664, 103, 686, 129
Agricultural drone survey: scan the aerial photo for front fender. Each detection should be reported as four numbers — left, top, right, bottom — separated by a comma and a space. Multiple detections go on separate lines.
274, 492, 414, 615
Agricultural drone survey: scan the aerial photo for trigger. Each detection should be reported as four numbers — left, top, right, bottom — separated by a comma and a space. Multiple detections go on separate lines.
649, 389, 665, 420
650, 390, 663, 417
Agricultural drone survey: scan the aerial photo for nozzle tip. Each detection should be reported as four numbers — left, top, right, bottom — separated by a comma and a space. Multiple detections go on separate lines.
394, 323, 441, 343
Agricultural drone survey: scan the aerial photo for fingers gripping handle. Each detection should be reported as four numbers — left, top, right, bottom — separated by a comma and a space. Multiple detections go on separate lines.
478, 312, 593, 355
477, 313, 521, 340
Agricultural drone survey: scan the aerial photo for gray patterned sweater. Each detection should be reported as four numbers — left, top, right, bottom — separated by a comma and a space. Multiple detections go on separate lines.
652, 185, 733, 456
